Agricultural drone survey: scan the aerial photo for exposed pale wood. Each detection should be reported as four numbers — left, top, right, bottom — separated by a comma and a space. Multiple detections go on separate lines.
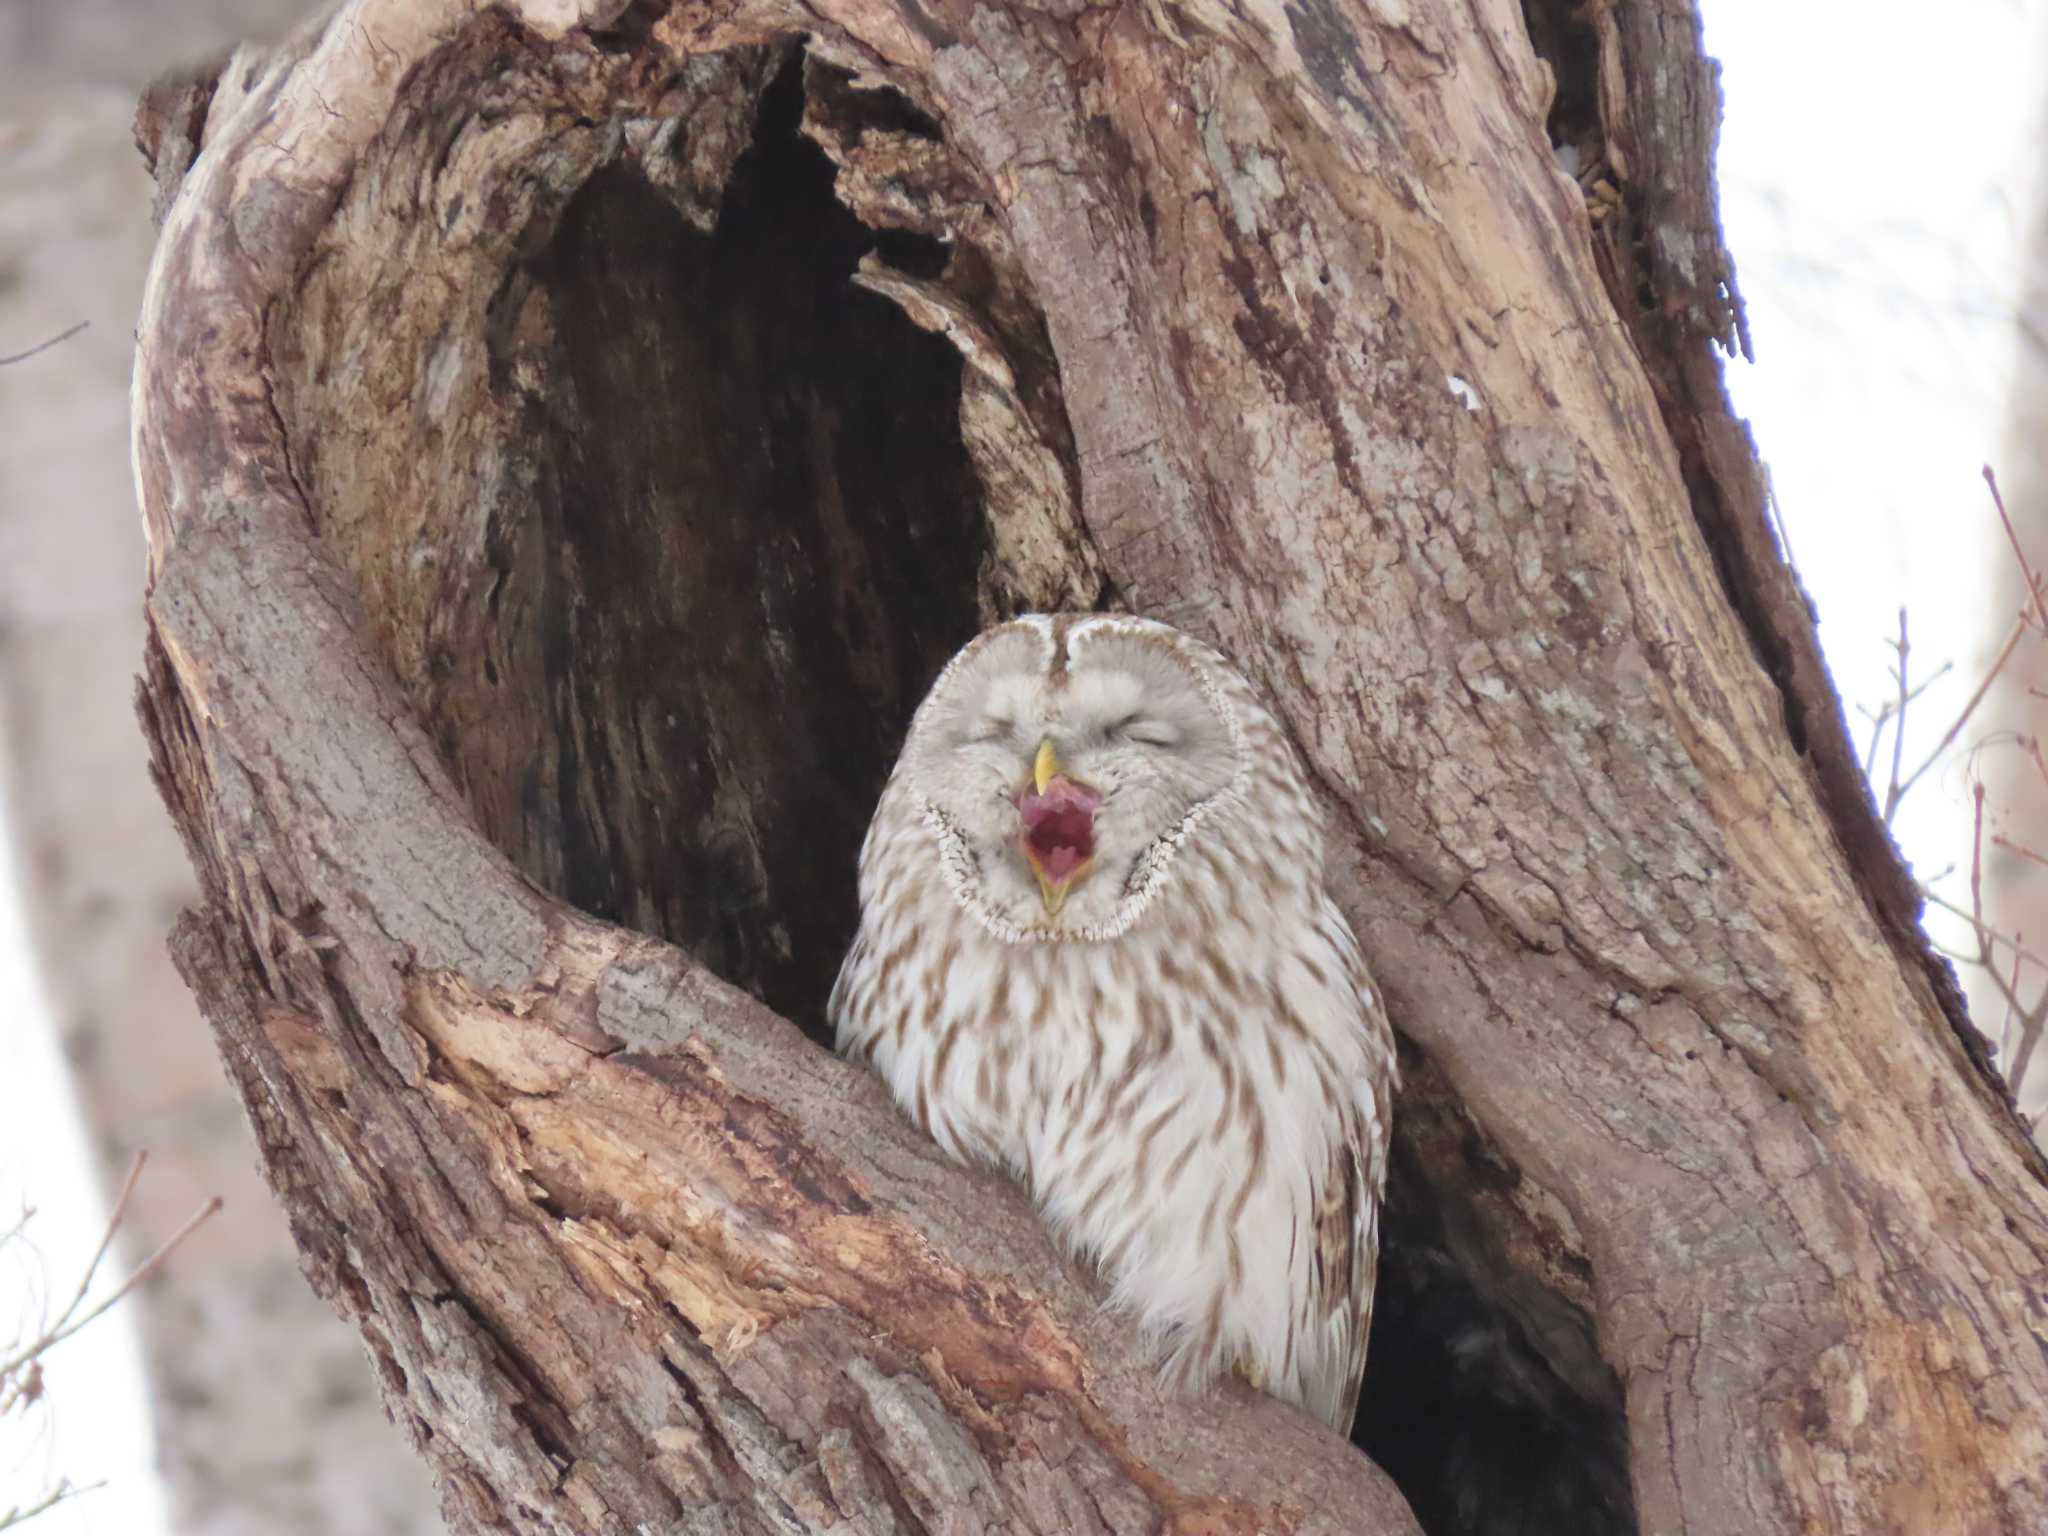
131, 1, 2048, 1534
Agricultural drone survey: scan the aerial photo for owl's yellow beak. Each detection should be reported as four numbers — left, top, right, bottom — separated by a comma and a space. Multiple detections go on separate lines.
1019, 740, 1097, 917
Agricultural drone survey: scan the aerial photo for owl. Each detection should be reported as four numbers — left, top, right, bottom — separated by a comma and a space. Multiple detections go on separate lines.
830, 613, 1395, 1431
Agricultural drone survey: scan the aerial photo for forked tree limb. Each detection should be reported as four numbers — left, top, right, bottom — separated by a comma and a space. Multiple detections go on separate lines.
131, 1, 2048, 1533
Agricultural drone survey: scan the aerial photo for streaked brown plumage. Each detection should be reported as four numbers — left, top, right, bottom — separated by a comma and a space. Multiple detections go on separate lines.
831, 614, 1396, 1429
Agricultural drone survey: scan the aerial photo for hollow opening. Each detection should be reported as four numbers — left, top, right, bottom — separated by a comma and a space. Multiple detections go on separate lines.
1360, 1045, 1636, 1536
485, 52, 987, 1036
1520, 0, 1601, 156
289, 32, 1636, 1534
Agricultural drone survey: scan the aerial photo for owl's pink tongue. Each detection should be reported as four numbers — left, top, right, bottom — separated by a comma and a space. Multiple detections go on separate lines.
1019, 780, 1097, 881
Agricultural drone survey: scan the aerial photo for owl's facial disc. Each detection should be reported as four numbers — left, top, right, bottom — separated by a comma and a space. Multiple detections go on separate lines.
1017, 740, 1099, 914
903, 616, 1245, 940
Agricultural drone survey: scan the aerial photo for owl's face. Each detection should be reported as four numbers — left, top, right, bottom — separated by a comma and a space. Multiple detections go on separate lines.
894, 615, 1247, 941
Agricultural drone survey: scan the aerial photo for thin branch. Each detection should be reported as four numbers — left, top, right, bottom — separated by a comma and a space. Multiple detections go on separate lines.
2002, 944, 2026, 1063
1992, 835, 2048, 873
0, 1478, 101, 1533
1986, 466, 2048, 636
1972, 781, 1988, 935
0, 322, 89, 368
1883, 609, 1911, 824
1862, 710, 1887, 784
1763, 466, 1798, 571
1893, 617, 2027, 811
1903, 663, 1953, 709
2009, 992, 2048, 1093
1926, 786, 2048, 1096
53, 1154, 146, 1339
0, 1155, 217, 1529
24, 1195, 222, 1367
1956, 469, 2048, 1102
1921, 888, 2048, 978
0, 1156, 220, 1383
1, 1154, 150, 1408
1859, 661, 1953, 783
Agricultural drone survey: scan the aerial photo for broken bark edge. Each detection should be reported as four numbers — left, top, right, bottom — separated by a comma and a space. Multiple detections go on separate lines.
1544, 0, 2030, 1159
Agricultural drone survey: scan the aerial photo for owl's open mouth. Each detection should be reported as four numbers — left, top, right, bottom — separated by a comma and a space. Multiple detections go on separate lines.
1016, 744, 1100, 915
1019, 780, 1097, 881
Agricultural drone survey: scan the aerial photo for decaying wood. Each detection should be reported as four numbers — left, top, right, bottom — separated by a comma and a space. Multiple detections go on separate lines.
130, 1, 2048, 1533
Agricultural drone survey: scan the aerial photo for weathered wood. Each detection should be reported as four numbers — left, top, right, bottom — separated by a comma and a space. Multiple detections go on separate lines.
131, 1, 2048, 1533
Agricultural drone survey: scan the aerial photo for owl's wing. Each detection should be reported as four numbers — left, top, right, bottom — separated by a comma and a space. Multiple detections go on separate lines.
1305, 910, 1393, 1435
1311, 1115, 1379, 1436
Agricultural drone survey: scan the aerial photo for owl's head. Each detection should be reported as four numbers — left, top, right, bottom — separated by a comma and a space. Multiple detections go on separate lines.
891, 614, 1251, 942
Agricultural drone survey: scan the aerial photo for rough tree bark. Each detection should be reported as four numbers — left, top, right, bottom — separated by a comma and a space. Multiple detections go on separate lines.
129, 2, 2048, 1534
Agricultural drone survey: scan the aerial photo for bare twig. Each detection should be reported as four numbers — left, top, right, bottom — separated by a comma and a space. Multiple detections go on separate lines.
0, 1478, 103, 1533
0, 1153, 219, 1529
1883, 610, 1912, 824
1972, 782, 1988, 935
1953, 469, 2048, 1103
2003, 945, 2026, 1063
54, 1155, 145, 1336
1894, 617, 2026, 812
1, 1191, 222, 1383
0, 322, 89, 368
0, 1154, 144, 1391
1902, 663, 1953, 709
1929, 785, 2048, 1095
1922, 888, 2048, 978
1986, 466, 2048, 637
1993, 835, 2048, 873
2011, 998, 2048, 1095
1859, 659, 1953, 783
1763, 466, 1798, 571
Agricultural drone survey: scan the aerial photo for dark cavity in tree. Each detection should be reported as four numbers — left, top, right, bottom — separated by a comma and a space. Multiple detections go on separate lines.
521, 53, 984, 1037
1360, 1043, 1637, 1536
1519, 0, 1601, 158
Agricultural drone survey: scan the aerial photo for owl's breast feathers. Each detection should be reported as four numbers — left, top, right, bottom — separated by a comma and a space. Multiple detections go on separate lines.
832, 779, 1393, 1432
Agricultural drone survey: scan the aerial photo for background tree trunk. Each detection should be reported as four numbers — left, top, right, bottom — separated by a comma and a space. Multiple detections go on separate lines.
129, 2, 2048, 1534
1984, 47, 2048, 1129
0, 7, 439, 1531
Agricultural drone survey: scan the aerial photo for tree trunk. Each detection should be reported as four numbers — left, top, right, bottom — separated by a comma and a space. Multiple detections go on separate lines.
129, 2, 2048, 1534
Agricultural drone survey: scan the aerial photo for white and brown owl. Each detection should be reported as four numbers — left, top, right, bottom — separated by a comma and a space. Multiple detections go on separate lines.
830, 613, 1396, 1431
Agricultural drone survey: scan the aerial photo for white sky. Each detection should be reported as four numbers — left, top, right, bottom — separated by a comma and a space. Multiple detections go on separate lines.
0, 839, 166, 1536
1, 2, 2044, 1529
1703, 0, 2046, 947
